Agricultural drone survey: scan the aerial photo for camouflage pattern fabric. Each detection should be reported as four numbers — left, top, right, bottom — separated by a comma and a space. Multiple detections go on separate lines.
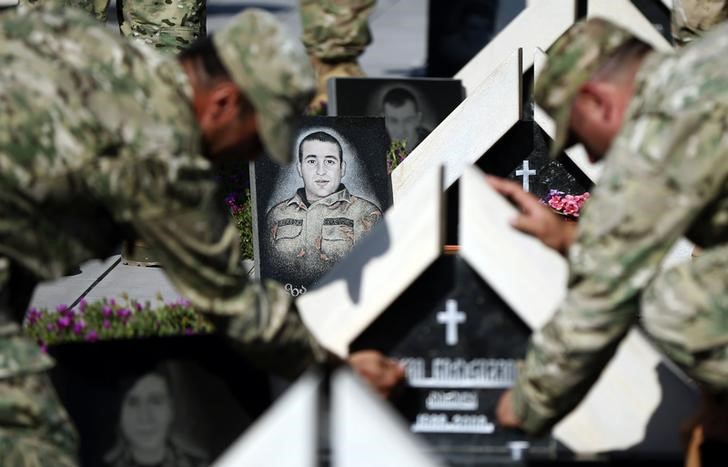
116, 0, 206, 52
18, 0, 204, 53
0, 5, 327, 462
514, 20, 728, 434
300, 0, 376, 62
0, 259, 78, 466
266, 186, 382, 282
672, 0, 728, 47
0, 349, 78, 467
642, 244, 728, 393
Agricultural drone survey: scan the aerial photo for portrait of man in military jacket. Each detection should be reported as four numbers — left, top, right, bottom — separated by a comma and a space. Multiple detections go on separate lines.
265, 130, 383, 289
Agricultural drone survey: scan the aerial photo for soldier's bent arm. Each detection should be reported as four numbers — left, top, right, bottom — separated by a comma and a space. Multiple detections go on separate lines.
125, 174, 329, 379
511, 57, 728, 434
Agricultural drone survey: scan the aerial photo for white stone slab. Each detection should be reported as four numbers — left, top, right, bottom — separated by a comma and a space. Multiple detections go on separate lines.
298, 168, 444, 357
588, 0, 673, 51
29, 255, 121, 311
459, 165, 568, 329
455, 0, 577, 94
391, 51, 521, 202
0, 0, 18, 6
332, 368, 444, 467
213, 371, 318, 467
82, 261, 183, 305
459, 165, 665, 453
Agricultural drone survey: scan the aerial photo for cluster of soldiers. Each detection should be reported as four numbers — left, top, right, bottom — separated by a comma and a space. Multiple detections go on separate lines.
1, 0, 728, 465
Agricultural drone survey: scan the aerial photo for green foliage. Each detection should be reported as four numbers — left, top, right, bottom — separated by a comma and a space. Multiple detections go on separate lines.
25, 297, 214, 346
386, 139, 408, 174
217, 161, 255, 260
231, 189, 254, 260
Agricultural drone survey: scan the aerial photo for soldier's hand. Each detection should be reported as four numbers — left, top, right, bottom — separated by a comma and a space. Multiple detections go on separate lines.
487, 176, 576, 255
496, 389, 523, 429
347, 350, 405, 399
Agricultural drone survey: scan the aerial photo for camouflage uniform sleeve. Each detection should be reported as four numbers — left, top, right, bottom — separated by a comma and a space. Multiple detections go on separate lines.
511, 63, 728, 434
131, 200, 330, 379
299, 0, 376, 61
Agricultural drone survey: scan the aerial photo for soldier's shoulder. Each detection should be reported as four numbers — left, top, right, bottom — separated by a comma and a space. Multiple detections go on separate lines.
267, 193, 300, 218
350, 194, 382, 214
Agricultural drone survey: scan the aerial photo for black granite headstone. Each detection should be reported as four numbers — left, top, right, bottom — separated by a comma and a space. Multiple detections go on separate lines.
49, 336, 272, 467
252, 116, 392, 295
478, 121, 592, 202
352, 254, 556, 465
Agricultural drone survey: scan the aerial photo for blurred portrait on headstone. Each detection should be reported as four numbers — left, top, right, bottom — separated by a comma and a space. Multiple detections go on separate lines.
105, 367, 207, 467
327, 77, 465, 154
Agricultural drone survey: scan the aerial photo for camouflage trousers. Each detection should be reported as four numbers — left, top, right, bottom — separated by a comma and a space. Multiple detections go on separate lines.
21, 0, 205, 53
0, 371, 78, 467
672, 0, 728, 46
300, 0, 376, 62
642, 243, 728, 394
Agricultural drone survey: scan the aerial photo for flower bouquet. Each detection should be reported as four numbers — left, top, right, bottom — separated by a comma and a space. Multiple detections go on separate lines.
541, 190, 590, 220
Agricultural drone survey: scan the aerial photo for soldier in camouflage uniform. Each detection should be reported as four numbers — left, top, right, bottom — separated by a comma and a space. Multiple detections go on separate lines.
672, 0, 728, 46
299, 0, 376, 108
491, 19, 728, 440
0, 5, 402, 465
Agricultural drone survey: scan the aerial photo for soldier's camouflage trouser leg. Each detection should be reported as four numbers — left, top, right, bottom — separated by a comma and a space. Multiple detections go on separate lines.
24, 0, 205, 54
642, 243, 728, 394
672, 0, 728, 47
300, 0, 376, 62
0, 373, 78, 467
116, 0, 206, 53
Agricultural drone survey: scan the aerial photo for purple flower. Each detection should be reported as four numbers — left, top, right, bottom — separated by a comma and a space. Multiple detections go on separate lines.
38, 340, 48, 353
134, 302, 143, 312
56, 304, 70, 316
102, 305, 113, 318
103, 319, 111, 329
46, 323, 56, 332
26, 308, 41, 325
116, 308, 131, 320
57, 316, 72, 329
73, 319, 87, 336
78, 299, 88, 314
85, 330, 98, 342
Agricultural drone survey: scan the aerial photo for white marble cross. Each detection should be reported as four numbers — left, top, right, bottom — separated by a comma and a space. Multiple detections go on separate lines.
437, 299, 466, 346
515, 160, 536, 192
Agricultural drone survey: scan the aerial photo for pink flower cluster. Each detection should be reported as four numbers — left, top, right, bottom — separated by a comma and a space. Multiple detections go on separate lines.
543, 190, 590, 218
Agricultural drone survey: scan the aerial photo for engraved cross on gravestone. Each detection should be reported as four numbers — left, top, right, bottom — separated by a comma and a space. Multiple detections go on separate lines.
437, 299, 466, 346
515, 160, 537, 192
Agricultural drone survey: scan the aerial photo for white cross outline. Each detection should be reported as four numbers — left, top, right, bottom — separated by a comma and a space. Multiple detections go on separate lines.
515, 160, 537, 192
436, 299, 466, 346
